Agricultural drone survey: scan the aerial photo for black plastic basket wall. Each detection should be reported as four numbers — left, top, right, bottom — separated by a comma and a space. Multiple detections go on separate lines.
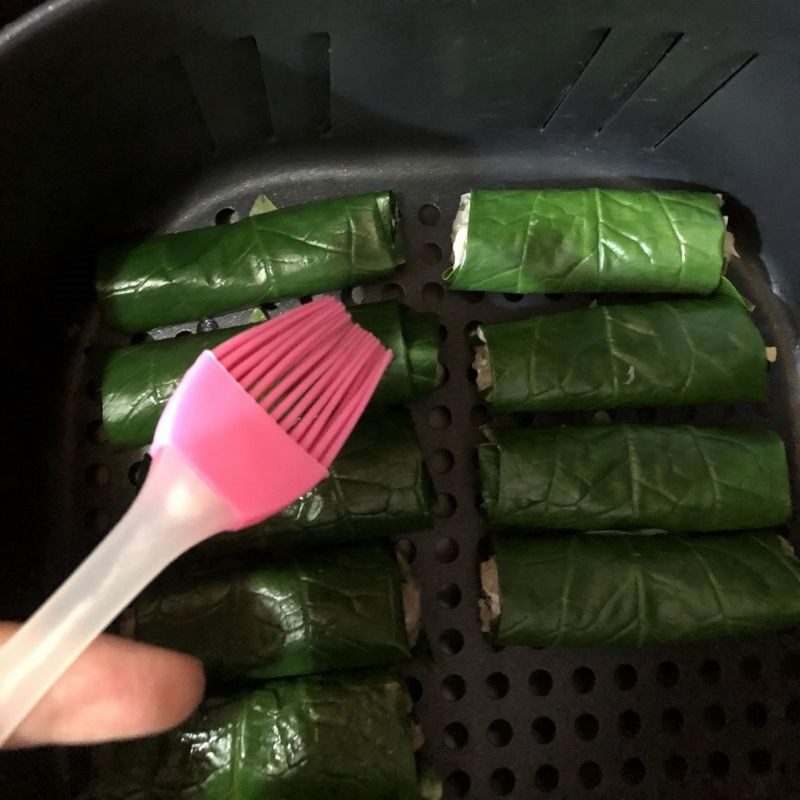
1, 1, 800, 798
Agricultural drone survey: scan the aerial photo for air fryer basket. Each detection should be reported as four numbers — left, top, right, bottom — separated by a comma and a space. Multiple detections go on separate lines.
2, 1, 800, 797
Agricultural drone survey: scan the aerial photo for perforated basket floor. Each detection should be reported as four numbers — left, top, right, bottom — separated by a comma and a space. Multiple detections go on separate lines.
59, 167, 800, 800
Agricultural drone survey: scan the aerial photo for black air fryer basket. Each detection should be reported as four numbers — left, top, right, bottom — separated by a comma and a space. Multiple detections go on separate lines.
2, 1, 800, 797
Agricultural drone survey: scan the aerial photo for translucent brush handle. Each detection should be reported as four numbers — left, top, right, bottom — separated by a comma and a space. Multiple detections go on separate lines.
0, 448, 237, 746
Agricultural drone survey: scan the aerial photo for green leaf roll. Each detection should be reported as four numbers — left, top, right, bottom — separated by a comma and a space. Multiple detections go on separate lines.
445, 189, 726, 294
480, 424, 791, 532
135, 545, 412, 681
476, 290, 768, 412
85, 673, 422, 800
186, 411, 434, 562
97, 191, 404, 333
98, 301, 439, 449
485, 532, 800, 648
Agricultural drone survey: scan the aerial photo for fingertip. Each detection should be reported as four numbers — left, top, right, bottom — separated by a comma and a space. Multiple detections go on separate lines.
4, 627, 207, 748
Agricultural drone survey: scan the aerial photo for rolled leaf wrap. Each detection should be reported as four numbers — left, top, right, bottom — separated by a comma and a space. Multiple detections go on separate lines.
135, 545, 412, 681
475, 294, 767, 413
476, 289, 768, 412
446, 189, 725, 294
97, 191, 404, 332
84, 673, 422, 800
351, 301, 440, 405
186, 411, 434, 562
98, 301, 439, 449
480, 425, 791, 532
486, 532, 800, 648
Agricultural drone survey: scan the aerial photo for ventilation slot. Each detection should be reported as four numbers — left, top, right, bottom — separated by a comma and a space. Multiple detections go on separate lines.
306, 32, 332, 135
596, 33, 684, 134
541, 28, 611, 130
182, 36, 274, 152
652, 53, 758, 148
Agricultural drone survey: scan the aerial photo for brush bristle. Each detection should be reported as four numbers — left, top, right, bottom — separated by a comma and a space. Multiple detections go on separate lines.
213, 297, 392, 467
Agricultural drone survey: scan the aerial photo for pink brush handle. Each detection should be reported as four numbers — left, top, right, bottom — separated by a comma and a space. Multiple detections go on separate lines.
0, 448, 237, 746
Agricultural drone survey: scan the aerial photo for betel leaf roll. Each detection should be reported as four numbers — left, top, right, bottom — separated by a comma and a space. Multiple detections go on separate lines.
475, 288, 767, 412
84, 672, 424, 799
184, 411, 434, 563
479, 424, 791, 532
446, 189, 726, 294
135, 545, 412, 681
98, 191, 404, 332
484, 532, 800, 648
99, 301, 439, 449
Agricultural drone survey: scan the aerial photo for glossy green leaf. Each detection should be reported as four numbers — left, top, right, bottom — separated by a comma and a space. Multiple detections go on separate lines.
98, 301, 439, 449
445, 189, 725, 294
478, 290, 768, 412
490, 532, 800, 647
350, 301, 440, 404
97, 191, 405, 332
183, 411, 434, 564
85, 673, 421, 799
480, 424, 791, 532
136, 545, 410, 681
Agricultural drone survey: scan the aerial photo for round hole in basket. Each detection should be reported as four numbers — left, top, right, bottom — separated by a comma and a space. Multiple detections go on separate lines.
662, 708, 684, 735
749, 749, 772, 774
444, 770, 470, 798
572, 666, 595, 694
444, 721, 469, 749
578, 761, 603, 790
435, 537, 459, 564
487, 719, 513, 747
786, 698, 800, 723
429, 448, 455, 474
428, 405, 452, 429
746, 702, 768, 728
657, 661, 680, 688
437, 583, 461, 608
486, 672, 510, 699
441, 674, 466, 701
618, 709, 641, 738
708, 751, 730, 778
422, 282, 445, 302
85, 463, 110, 487
418, 203, 441, 226
703, 704, 727, 732
699, 659, 722, 684
664, 755, 688, 781
575, 713, 599, 741
420, 242, 443, 265
614, 663, 638, 691
621, 758, 646, 785
531, 716, 555, 744
439, 629, 464, 655
214, 207, 238, 224
435, 492, 457, 518
534, 765, 558, 793
529, 669, 553, 696
491, 767, 516, 795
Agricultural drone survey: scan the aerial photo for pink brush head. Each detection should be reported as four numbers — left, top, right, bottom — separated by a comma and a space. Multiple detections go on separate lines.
151, 296, 392, 529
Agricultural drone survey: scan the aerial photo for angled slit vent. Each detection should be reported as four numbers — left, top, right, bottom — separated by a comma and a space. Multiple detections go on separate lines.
652, 52, 758, 148
540, 28, 612, 131
306, 32, 332, 136
596, 32, 684, 135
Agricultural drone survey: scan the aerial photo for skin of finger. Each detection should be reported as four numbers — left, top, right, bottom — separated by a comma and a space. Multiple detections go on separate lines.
0, 622, 205, 748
